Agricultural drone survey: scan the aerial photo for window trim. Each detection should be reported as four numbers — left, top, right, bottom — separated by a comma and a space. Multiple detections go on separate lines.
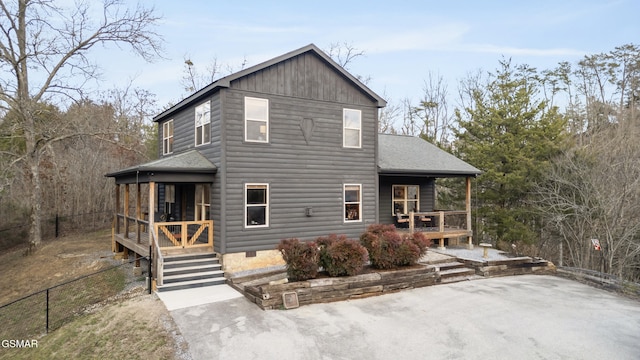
162, 119, 174, 155
244, 183, 269, 228
195, 101, 211, 147
392, 185, 420, 215
344, 184, 362, 223
244, 97, 269, 143
343, 108, 362, 148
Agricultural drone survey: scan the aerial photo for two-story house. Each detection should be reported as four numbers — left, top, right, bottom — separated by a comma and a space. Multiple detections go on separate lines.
107, 44, 480, 291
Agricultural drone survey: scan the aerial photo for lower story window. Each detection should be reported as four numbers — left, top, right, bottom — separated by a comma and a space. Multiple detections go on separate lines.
245, 184, 269, 227
195, 184, 210, 221
344, 184, 361, 222
393, 185, 419, 215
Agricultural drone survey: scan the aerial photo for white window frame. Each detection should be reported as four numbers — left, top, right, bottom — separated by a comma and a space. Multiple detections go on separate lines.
195, 101, 211, 146
343, 108, 361, 148
244, 97, 269, 143
195, 184, 210, 221
392, 185, 420, 215
162, 119, 174, 155
245, 183, 269, 228
344, 184, 362, 223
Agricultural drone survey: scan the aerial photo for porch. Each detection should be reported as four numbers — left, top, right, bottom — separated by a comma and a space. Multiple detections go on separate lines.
106, 150, 218, 289
396, 210, 473, 250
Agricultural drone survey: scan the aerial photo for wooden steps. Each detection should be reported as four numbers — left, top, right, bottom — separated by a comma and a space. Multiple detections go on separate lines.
156, 252, 226, 292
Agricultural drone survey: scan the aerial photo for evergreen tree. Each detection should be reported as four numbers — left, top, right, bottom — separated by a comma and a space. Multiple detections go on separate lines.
453, 60, 567, 246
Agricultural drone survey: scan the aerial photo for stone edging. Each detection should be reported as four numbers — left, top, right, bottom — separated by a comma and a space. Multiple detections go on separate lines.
239, 265, 437, 310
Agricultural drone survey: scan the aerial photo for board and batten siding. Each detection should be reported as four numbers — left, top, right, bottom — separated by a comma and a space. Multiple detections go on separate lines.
221, 86, 378, 253
378, 176, 435, 225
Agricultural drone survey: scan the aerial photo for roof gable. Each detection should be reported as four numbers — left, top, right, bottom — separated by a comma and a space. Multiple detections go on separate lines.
155, 44, 386, 122
378, 134, 481, 177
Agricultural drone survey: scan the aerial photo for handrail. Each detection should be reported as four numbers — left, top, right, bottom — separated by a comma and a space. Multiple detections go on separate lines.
150, 225, 164, 287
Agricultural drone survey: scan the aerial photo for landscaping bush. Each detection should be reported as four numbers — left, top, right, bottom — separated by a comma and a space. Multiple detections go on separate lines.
277, 238, 319, 281
316, 234, 368, 277
360, 224, 431, 269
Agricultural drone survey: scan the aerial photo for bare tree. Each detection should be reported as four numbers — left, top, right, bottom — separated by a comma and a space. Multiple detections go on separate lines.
0, 0, 162, 247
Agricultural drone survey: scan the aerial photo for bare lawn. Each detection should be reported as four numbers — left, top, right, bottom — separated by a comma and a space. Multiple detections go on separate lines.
0, 231, 189, 360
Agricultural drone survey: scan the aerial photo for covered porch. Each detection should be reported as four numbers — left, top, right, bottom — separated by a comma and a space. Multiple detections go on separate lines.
106, 150, 217, 283
378, 134, 481, 249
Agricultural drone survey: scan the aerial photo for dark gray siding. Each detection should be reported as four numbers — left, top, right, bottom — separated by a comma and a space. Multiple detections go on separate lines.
221, 86, 378, 253
154, 93, 222, 251
232, 52, 375, 107
378, 176, 435, 225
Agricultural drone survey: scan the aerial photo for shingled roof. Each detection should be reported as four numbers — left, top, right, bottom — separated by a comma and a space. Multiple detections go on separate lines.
106, 150, 217, 184
378, 134, 481, 177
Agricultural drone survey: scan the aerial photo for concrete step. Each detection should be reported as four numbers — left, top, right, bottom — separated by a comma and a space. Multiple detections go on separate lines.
157, 277, 227, 292
438, 267, 477, 284
164, 252, 219, 263
163, 263, 222, 276
163, 270, 225, 284
434, 262, 466, 271
163, 257, 219, 269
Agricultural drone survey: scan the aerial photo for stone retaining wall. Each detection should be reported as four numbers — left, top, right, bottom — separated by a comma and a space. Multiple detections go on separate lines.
241, 265, 437, 310
457, 257, 556, 277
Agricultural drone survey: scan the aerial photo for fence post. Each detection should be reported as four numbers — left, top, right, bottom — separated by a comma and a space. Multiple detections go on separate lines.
148, 246, 152, 294
46, 288, 50, 333
55, 214, 59, 238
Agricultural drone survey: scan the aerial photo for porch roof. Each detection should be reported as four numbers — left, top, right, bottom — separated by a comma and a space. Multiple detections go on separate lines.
106, 150, 217, 184
378, 134, 481, 177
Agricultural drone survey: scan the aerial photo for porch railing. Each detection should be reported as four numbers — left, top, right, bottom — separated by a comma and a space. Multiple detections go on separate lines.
115, 213, 148, 244
150, 225, 164, 287
407, 211, 469, 234
154, 220, 214, 250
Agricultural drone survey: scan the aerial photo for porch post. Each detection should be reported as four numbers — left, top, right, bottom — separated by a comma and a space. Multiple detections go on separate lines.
438, 211, 445, 250
148, 181, 155, 246
124, 184, 130, 239
115, 184, 120, 235
136, 183, 142, 244
466, 177, 473, 249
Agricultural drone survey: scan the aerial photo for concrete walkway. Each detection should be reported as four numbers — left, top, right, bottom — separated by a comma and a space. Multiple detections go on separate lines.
164, 275, 640, 360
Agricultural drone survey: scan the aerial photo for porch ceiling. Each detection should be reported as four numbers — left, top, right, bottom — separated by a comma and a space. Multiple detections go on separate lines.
106, 150, 217, 184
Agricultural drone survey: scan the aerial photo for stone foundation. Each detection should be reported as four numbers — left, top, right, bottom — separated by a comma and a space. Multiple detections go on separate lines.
222, 249, 285, 274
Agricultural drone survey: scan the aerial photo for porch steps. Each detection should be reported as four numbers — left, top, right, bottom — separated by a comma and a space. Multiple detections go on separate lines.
157, 252, 226, 292
435, 262, 478, 284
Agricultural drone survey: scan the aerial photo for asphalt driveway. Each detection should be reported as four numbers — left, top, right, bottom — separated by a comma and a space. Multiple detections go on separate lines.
168, 275, 640, 360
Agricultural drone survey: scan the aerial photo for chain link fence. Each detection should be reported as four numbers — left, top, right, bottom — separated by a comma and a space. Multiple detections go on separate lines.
0, 257, 148, 339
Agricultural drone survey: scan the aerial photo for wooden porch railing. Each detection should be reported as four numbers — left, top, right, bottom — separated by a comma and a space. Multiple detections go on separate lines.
405, 210, 473, 249
154, 220, 214, 250
150, 225, 164, 287
407, 210, 468, 234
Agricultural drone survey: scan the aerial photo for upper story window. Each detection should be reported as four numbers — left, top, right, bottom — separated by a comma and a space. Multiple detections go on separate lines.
195, 101, 211, 146
245, 183, 269, 228
245, 97, 269, 143
343, 109, 361, 148
162, 120, 174, 155
393, 185, 419, 215
344, 184, 362, 222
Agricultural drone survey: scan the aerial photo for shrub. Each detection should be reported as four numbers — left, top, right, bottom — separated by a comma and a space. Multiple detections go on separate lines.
322, 237, 368, 277
277, 238, 319, 281
316, 234, 343, 271
360, 224, 430, 269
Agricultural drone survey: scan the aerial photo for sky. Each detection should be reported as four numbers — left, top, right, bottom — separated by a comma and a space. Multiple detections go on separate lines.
95, 0, 640, 110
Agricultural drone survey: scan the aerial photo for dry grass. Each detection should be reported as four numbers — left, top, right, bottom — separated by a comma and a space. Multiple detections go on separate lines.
0, 230, 187, 360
